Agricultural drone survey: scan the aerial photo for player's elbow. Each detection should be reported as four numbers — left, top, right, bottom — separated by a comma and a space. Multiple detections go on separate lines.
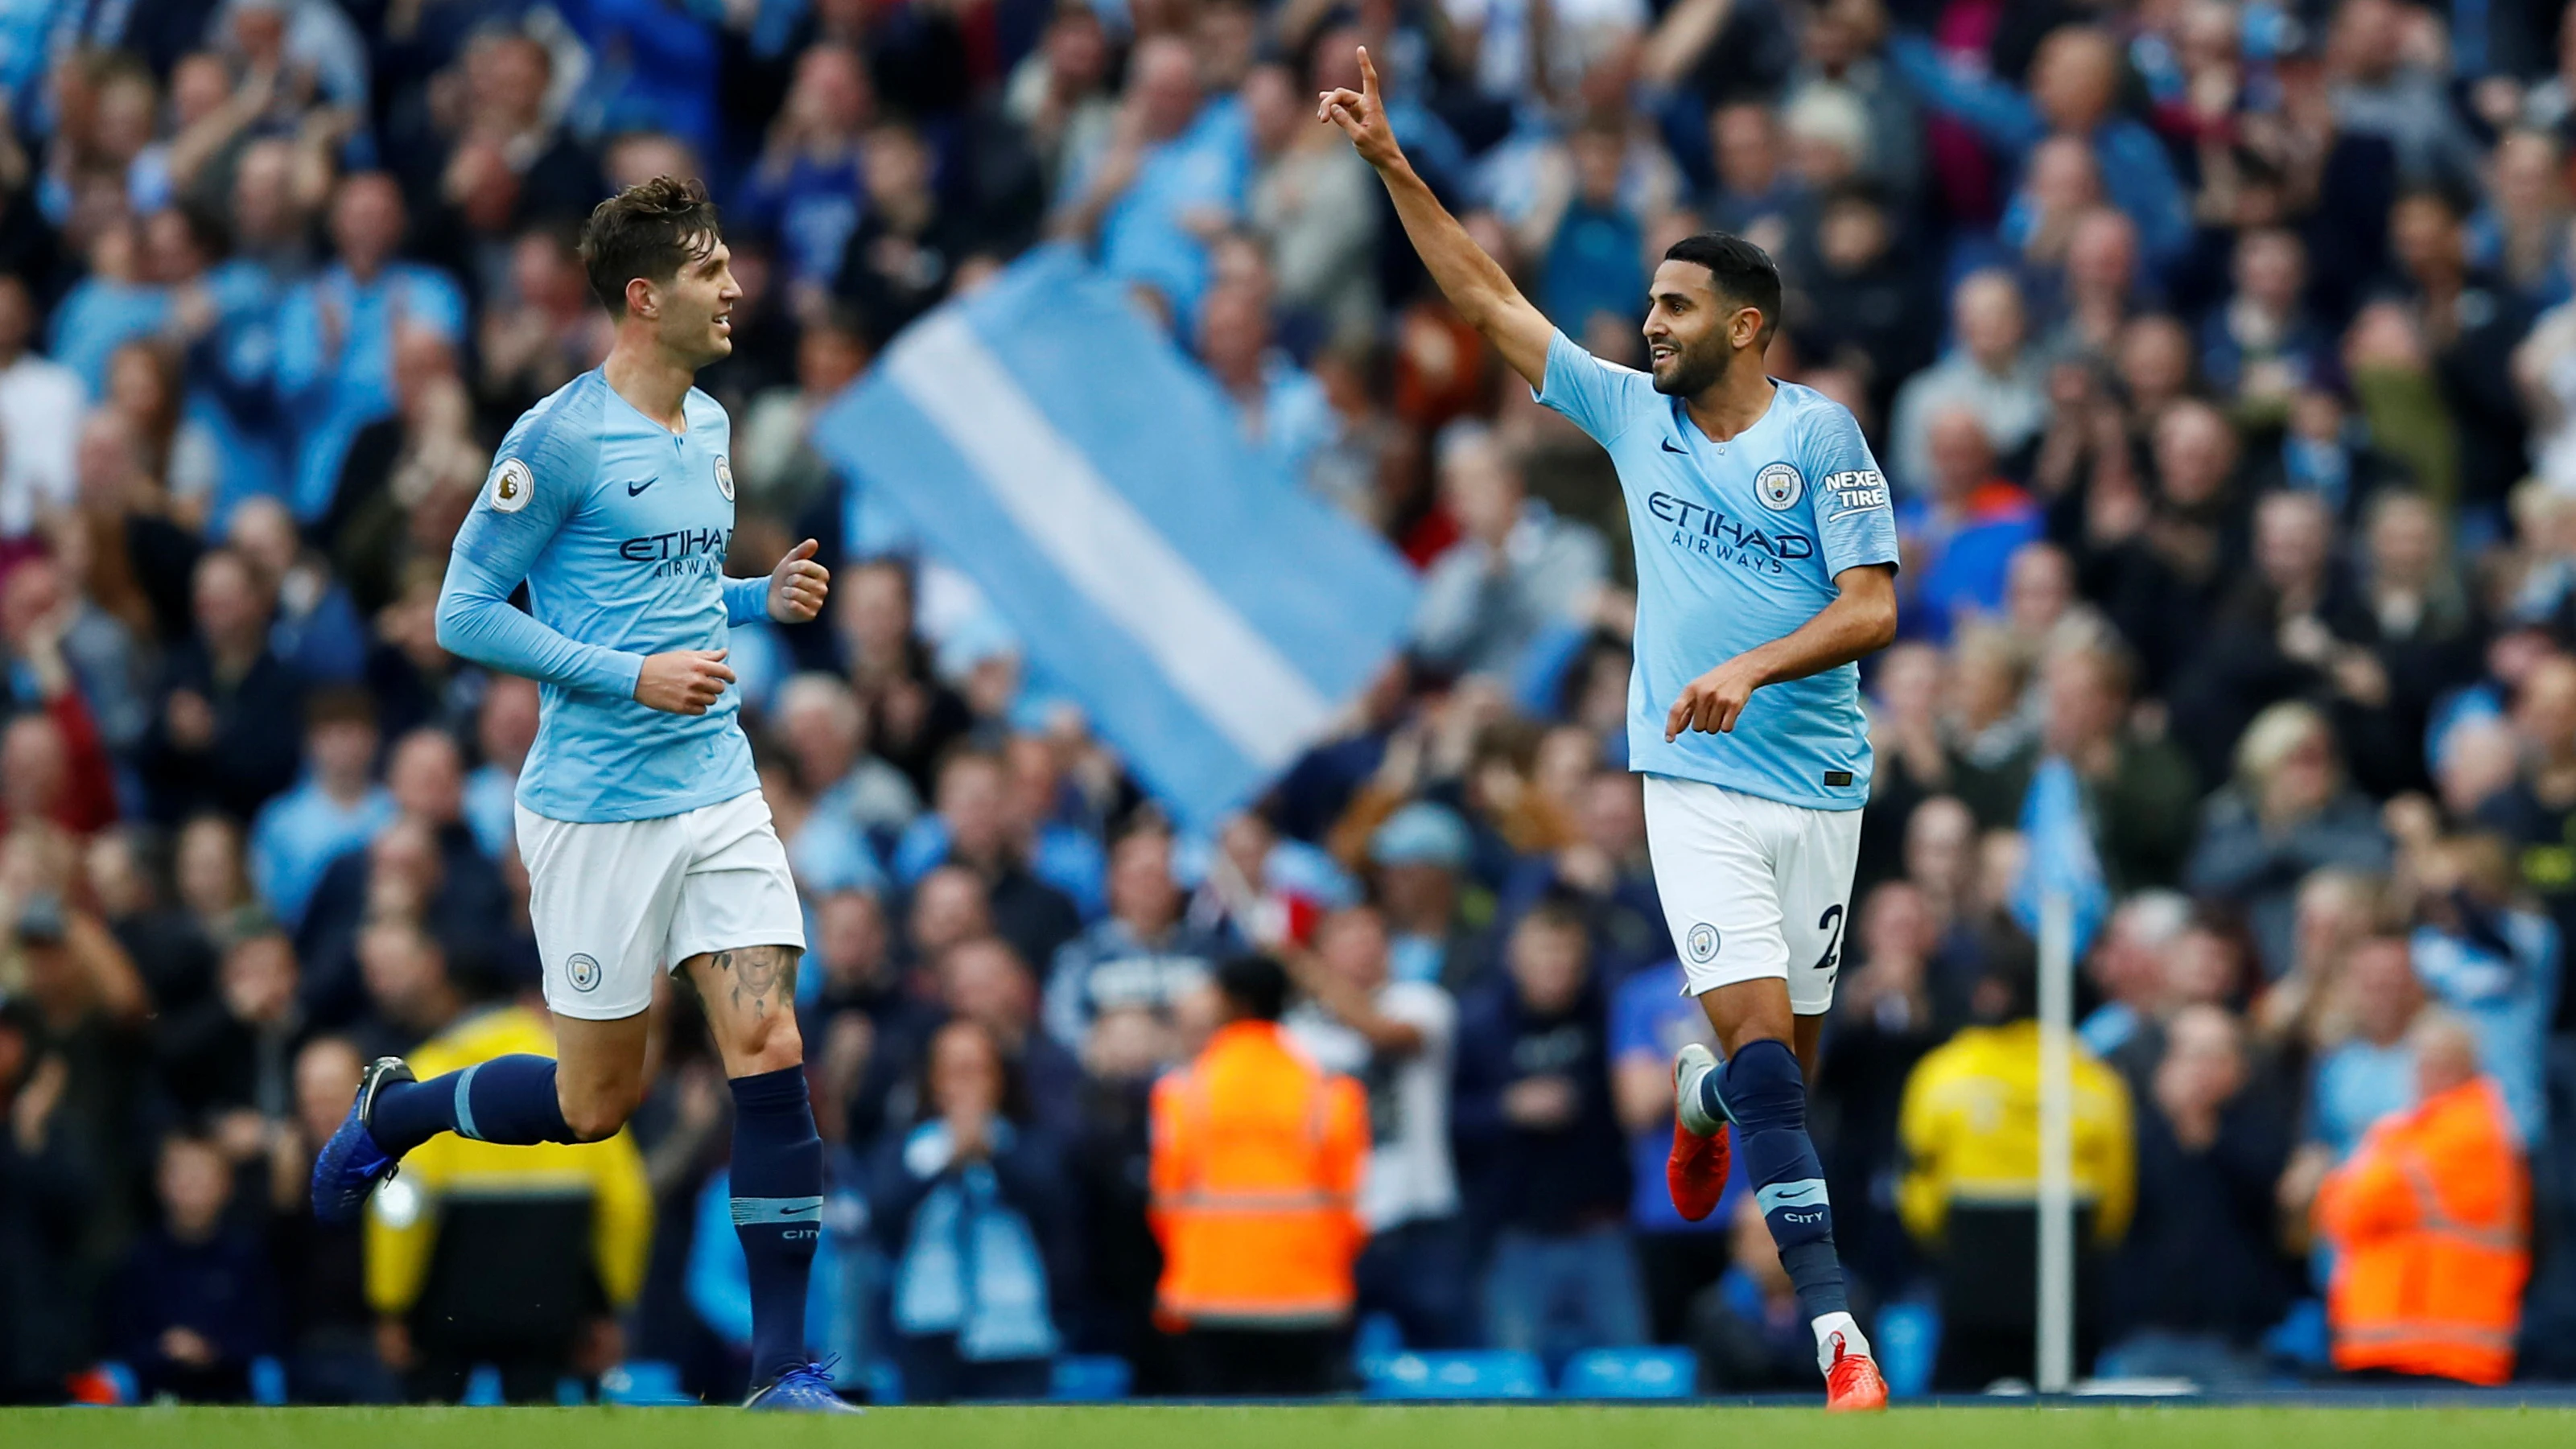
1868, 595, 1899, 652
431, 590, 472, 657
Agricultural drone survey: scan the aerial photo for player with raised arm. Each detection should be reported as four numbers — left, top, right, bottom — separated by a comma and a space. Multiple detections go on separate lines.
1322, 53, 1898, 1410
307, 178, 855, 1414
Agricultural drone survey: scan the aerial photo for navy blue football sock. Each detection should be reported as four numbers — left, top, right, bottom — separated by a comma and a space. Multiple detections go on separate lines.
1725, 1038, 1852, 1321
371, 1055, 577, 1155
730, 1064, 824, 1385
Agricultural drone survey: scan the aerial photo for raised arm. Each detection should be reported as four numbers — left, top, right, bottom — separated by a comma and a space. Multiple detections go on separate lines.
1319, 47, 1552, 388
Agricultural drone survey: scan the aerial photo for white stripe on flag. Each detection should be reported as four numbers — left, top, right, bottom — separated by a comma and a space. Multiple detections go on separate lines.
883, 312, 1333, 771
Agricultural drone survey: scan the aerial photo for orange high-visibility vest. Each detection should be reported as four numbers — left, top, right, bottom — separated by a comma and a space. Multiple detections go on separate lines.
1150, 1021, 1368, 1328
2317, 1077, 2530, 1385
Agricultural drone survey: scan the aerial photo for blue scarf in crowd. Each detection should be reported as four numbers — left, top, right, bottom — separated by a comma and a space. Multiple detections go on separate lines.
890, 1121, 1060, 1363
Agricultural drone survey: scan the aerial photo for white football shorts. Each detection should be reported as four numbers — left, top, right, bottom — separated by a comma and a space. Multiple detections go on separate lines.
516, 789, 808, 1021
1642, 775, 1862, 1015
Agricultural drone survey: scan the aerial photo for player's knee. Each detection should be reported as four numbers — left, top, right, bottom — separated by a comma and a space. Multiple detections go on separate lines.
1722, 1036, 1808, 1131
557, 1078, 644, 1142
734, 1011, 805, 1074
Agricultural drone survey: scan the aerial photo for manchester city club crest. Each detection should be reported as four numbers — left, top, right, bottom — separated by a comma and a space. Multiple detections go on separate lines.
1685, 923, 1720, 964
567, 953, 601, 992
715, 455, 735, 501
1755, 461, 1803, 512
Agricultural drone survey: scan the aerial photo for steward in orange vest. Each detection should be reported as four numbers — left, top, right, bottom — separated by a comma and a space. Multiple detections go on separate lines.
2316, 1015, 2529, 1386
1150, 955, 1368, 1394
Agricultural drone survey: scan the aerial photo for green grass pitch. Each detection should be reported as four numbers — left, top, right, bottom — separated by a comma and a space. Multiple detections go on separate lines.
10, 1405, 2576, 1449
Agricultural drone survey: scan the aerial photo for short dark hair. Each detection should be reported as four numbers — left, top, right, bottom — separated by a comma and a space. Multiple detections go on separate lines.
1663, 232, 1783, 344
1215, 953, 1291, 1023
304, 686, 377, 732
579, 176, 721, 314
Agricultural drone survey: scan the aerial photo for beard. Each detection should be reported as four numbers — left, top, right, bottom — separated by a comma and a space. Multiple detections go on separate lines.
1651, 340, 1728, 397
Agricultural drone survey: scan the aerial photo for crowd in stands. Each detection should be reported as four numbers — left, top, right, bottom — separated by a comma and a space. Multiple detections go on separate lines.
4, 0, 2576, 1406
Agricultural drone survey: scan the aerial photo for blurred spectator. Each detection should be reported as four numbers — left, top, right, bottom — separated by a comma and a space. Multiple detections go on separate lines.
1410, 425, 1608, 680
1887, 271, 2047, 496
838, 559, 973, 794
1047, 824, 1222, 1051
1814, 880, 1950, 1292
1363, 801, 1484, 991
1609, 951, 1732, 1344
1049, 34, 1246, 329
2203, 228, 2331, 406
461, 677, 538, 863
1149, 954, 1366, 1396
364, 998, 649, 1402
1453, 902, 1643, 1367
2186, 702, 2394, 978
1197, 278, 1333, 486
2316, 1011, 2529, 1385
1498, 764, 1667, 978
1989, 643, 2200, 895
2326, 0, 2482, 193
2407, 834, 2560, 1144
1896, 407, 2040, 643
141, 548, 304, 823
299, 729, 506, 1023
899, 751, 1082, 970
2474, 653, 2576, 988
0, 1006, 93, 1400
868, 1019, 1070, 1402
736, 317, 870, 524
0, 276, 82, 537
2079, 891, 2195, 1060
229, 496, 366, 685
1245, 59, 1379, 344
806, 888, 934, 1150
274, 173, 465, 522
109, 1131, 278, 1402
248, 690, 391, 930
1898, 953, 2134, 1390
152, 928, 302, 1118
938, 936, 1085, 1144
737, 44, 873, 305
2103, 1005, 2296, 1383
1889, 25, 2191, 274
2281, 932, 2426, 1249
270, 1036, 392, 1404
1285, 904, 1469, 1348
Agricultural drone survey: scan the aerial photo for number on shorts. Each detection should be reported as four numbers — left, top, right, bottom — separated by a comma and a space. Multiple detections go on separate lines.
1815, 904, 1846, 975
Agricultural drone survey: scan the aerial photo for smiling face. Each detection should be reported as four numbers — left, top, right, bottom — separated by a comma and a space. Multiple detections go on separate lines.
637, 232, 741, 368
1642, 259, 1761, 397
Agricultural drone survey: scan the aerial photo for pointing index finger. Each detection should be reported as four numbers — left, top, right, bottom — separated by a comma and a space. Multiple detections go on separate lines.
1358, 45, 1378, 100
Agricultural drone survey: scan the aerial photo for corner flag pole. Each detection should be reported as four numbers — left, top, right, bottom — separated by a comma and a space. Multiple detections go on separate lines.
2035, 887, 2075, 1394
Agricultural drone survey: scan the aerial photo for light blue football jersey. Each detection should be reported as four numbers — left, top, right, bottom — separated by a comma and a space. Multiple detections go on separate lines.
1536, 331, 1900, 810
436, 370, 770, 823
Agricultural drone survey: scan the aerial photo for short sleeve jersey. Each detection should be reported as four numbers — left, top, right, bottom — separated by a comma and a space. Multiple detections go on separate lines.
1535, 331, 1900, 809
444, 370, 759, 822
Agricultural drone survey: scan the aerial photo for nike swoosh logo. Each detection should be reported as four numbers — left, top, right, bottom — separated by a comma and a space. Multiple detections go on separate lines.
625, 478, 656, 496
1661, 438, 1688, 455
779, 1203, 821, 1215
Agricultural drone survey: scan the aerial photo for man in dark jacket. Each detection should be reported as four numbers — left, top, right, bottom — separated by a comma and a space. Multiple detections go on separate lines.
2104, 1006, 2296, 1383
1451, 899, 1647, 1367
141, 550, 304, 824
110, 1132, 281, 1402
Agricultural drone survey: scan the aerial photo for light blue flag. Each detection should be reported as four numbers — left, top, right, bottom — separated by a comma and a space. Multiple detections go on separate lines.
2011, 755, 2111, 960
810, 245, 1419, 834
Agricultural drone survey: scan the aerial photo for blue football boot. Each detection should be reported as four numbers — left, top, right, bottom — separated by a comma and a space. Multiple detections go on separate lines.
743, 1362, 863, 1413
310, 1056, 415, 1223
